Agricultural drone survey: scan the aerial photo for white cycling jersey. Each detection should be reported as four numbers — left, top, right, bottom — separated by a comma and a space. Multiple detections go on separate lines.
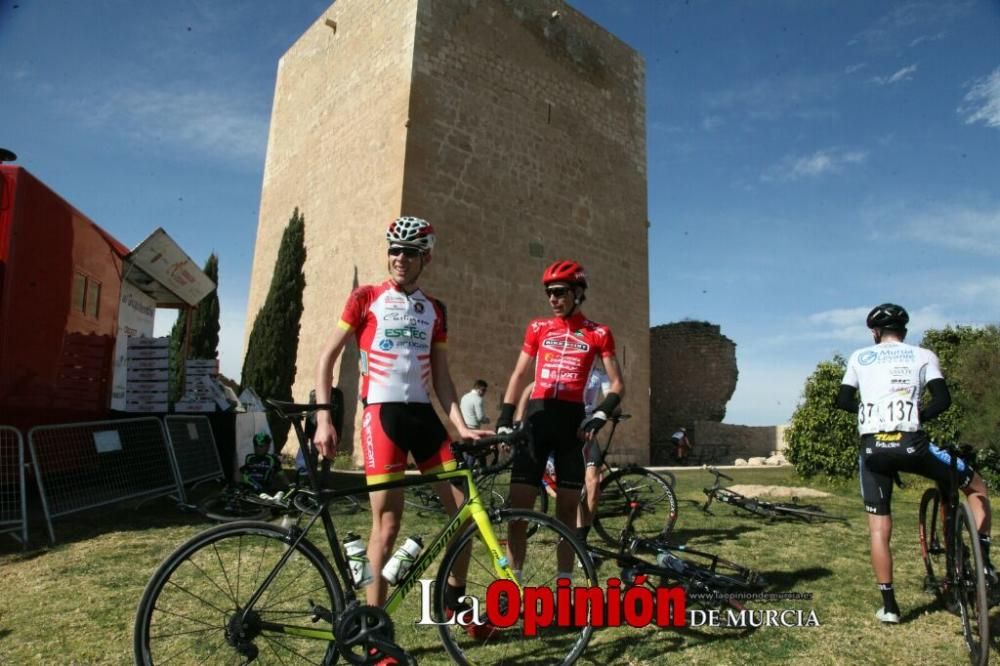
841, 341, 943, 435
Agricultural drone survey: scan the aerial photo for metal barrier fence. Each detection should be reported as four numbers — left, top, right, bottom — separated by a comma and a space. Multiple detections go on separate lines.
163, 415, 224, 486
0, 426, 28, 546
28, 417, 183, 544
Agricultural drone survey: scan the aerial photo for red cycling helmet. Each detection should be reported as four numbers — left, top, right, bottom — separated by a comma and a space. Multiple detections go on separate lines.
541, 260, 587, 288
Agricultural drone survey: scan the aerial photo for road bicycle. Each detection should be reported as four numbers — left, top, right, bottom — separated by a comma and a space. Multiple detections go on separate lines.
701, 467, 846, 523
918, 444, 990, 665
585, 492, 766, 620
196, 480, 360, 523
588, 415, 679, 546
134, 400, 598, 665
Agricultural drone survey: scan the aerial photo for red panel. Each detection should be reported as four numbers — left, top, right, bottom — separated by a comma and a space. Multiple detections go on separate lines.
0, 167, 127, 429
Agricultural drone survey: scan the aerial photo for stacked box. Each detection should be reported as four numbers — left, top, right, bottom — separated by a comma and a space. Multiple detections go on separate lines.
175, 358, 229, 412
125, 336, 170, 412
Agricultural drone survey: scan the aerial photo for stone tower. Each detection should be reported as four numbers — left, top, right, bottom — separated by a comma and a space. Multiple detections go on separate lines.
245, 0, 650, 463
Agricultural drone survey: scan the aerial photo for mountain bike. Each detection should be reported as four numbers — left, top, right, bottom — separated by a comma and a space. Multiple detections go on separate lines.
918, 444, 990, 665
134, 400, 598, 666
701, 467, 846, 523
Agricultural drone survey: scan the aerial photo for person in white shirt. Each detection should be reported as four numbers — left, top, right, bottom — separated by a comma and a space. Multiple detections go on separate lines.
579, 363, 612, 534
837, 303, 994, 624
459, 379, 489, 428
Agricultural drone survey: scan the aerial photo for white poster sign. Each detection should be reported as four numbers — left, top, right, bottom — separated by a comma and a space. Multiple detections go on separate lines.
110, 282, 157, 410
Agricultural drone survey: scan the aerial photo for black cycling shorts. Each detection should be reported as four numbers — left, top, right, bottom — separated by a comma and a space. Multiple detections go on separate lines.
511, 399, 586, 491
859, 431, 974, 516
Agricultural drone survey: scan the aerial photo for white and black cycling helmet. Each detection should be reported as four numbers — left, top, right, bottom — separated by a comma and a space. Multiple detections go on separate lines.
386, 216, 436, 252
866, 303, 909, 330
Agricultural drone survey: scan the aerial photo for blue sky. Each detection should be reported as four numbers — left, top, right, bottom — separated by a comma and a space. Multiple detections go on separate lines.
2, 1, 998, 426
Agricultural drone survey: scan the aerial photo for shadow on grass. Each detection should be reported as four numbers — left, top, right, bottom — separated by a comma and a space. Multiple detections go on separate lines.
759, 566, 834, 592
1, 470, 375, 555
668, 524, 765, 546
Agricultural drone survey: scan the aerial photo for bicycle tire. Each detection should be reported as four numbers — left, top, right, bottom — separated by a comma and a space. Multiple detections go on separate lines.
198, 489, 272, 522
954, 502, 989, 665
404, 486, 446, 516
593, 467, 678, 547
433, 508, 597, 666
134, 521, 346, 665
769, 504, 845, 523
919, 487, 947, 605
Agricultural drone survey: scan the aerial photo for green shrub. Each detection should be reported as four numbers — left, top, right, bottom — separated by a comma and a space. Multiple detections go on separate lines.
785, 355, 858, 479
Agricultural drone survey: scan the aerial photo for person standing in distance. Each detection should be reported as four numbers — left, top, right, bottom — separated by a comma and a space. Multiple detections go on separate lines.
460, 379, 490, 429
312, 217, 488, 614
495, 260, 625, 579
837, 303, 994, 624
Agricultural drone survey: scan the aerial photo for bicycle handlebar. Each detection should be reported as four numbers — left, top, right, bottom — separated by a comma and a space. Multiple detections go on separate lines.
452, 428, 529, 477
266, 399, 339, 419
704, 466, 733, 483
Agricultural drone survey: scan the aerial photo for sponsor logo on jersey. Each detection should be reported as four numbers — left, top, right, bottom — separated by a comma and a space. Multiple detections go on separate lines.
378, 338, 394, 351
858, 351, 878, 366
542, 338, 590, 352
383, 312, 432, 326
890, 367, 910, 376
541, 368, 550, 379
413, 301, 425, 314
386, 326, 428, 340
385, 294, 406, 304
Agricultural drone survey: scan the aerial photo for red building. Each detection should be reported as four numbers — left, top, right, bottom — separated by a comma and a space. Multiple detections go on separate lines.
0, 166, 213, 431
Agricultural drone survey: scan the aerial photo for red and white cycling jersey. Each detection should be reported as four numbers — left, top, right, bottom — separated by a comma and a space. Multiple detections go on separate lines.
337, 280, 447, 404
522, 312, 615, 403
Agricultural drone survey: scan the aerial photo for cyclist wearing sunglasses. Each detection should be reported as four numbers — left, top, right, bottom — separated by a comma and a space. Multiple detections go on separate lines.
496, 259, 625, 579
313, 216, 488, 611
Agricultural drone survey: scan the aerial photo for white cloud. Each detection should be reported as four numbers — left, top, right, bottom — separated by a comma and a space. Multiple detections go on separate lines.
870, 64, 918, 86
761, 147, 868, 183
959, 67, 1000, 129
844, 63, 868, 75
76, 88, 268, 167
905, 203, 1000, 256
701, 115, 724, 131
910, 31, 946, 47
955, 277, 1000, 309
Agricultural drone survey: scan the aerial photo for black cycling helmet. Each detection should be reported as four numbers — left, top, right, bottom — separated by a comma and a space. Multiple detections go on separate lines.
866, 303, 909, 330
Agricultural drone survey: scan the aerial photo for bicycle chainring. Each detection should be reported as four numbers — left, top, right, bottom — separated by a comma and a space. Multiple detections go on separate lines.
335, 603, 397, 665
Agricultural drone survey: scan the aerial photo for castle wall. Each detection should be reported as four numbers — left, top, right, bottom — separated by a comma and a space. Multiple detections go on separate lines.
248, 0, 649, 463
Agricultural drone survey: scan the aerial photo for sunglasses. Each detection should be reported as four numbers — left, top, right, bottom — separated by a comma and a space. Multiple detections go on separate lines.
545, 287, 571, 298
388, 246, 423, 258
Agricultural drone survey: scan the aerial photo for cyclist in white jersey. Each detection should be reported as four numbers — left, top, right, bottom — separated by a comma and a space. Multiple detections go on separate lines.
837, 303, 994, 624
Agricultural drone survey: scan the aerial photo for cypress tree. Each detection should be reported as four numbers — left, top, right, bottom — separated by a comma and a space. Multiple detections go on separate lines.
168, 253, 221, 402
241, 208, 307, 450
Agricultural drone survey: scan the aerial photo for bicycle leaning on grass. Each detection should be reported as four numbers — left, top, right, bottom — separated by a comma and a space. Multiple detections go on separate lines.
585, 489, 766, 622
133, 399, 598, 666
918, 443, 991, 666
701, 467, 846, 523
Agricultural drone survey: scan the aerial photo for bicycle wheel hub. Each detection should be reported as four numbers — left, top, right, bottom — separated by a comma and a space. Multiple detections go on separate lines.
225, 608, 262, 658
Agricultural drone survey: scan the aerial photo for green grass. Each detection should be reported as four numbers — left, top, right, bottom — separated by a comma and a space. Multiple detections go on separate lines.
0, 466, 995, 664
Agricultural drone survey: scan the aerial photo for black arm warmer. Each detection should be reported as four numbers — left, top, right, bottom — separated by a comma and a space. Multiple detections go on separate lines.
595, 392, 621, 417
835, 384, 858, 414
496, 402, 516, 429
919, 378, 951, 423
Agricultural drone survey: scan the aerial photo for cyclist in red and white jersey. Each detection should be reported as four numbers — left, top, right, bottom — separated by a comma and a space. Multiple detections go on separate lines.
837, 303, 994, 623
495, 260, 625, 579
313, 217, 488, 612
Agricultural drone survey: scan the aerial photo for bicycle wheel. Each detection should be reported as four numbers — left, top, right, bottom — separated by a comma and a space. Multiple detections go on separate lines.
593, 467, 678, 547
198, 489, 272, 522
953, 502, 989, 665
434, 508, 597, 666
134, 521, 345, 665
919, 487, 947, 605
